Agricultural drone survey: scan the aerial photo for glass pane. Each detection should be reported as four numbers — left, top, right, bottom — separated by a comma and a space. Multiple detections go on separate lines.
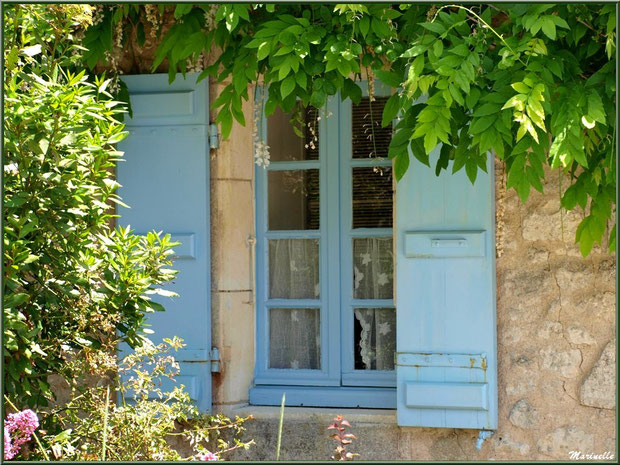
353, 238, 393, 299
270, 308, 321, 369
354, 308, 395, 370
352, 96, 392, 159
352, 167, 393, 228
268, 170, 319, 230
269, 239, 320, 299
267, 105, 319, 162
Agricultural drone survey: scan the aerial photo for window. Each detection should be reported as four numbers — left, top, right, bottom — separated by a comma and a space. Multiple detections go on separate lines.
252, 83, 397, 408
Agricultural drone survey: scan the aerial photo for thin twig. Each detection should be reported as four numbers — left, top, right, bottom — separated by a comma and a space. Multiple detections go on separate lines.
432, 4, 527, 67
101, 385, 110, 461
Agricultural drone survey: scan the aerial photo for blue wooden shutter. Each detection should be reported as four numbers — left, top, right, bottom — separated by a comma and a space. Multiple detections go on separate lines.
117, 74, 212, 412
395, 149, 497, 429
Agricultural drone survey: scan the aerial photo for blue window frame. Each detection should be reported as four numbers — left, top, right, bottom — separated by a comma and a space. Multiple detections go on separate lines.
252, 82, 397, 408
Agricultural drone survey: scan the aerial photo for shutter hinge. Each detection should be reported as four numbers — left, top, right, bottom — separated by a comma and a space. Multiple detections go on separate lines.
209, 347, 221, 373
209, 123, 219, 150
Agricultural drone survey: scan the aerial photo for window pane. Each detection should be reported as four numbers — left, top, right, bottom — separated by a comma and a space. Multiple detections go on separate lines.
353, 238, 393, 299
268, 170, 319, 230
269, 239, 320, 299
352, 96, 392, 159
267, 105, 319, 162
270, 308, 321, 369
354, 308, 395, 370
352, 167, 393, 228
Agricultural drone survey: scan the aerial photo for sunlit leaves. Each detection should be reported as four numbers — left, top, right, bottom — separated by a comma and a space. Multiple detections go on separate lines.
3, 4, 180, 407
79, 3, 616, 256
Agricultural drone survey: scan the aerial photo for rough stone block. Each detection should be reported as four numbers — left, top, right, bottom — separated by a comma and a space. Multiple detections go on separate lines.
537, 426, 594, 458
540, 348, 582, 378
509, 399, 538, 429
566, 326, 596, 346
579, 340, 616, 410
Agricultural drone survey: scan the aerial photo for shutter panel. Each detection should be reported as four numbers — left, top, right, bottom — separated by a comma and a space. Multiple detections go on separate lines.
117, 74, 212, 412
395, 149, 497, 429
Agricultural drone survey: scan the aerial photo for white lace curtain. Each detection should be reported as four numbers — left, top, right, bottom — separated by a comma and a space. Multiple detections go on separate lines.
355, 308, 395, 370
268, 239, 321, 370
269, 239, 320, 299
353, 238, 393, 299
269, 308, 320, 369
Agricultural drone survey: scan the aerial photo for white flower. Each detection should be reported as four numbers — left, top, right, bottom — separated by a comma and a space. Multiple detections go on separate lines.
254, 139, 271, 167
290, 360, 300, 369
361, 252, 372, 266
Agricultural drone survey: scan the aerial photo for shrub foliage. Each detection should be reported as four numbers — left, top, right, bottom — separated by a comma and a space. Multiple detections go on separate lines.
3, 4, 178, 407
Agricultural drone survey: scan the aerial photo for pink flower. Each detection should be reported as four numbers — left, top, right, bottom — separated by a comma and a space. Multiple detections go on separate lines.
4, 409, 39, 460
196, 451, 218, 461
4, 425, 16, 461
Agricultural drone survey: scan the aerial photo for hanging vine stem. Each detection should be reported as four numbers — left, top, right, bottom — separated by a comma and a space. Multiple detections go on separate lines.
495, 158, 507, 258
431, 4, 528, 67
365, 66, 380, 166
559, 166, 565, 243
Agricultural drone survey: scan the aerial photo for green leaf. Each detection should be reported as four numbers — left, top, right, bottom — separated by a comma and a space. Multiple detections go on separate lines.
394, 151, 410, 181
465, 88, 481, 109
4, 292, 30, 308
278, 60, 292, 80
371, 18, 391, 37
433, 40, 444, 57
465, 159, 478, 184
473, 103, 501, 118
423, 130, 438, 154
257, 41, 271, 60
469, 116, 495, 134
295, 72, 308, 90
374, 69, 402, 88
359, 16, 370, 37
587, 91, 606, 124
382, 93, 400, 127
420, 21, 446, 35
218, 108, 233, 139
280, 76, 296, 99
576, 215, 606, 257
410, 138, 430, 166
550, 15, 569, 29
511, 82, 531, 94
541, 17, 556, 40
401, 44, 427, 58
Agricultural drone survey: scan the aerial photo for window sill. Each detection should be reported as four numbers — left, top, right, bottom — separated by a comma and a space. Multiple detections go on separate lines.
247, 385, 396, 410
224, 403, 397, 425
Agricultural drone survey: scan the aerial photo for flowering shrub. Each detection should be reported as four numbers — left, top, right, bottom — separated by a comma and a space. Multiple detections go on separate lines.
30, 338, 253, 461
3, 3, 179, 409
3, 410, 39, 460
